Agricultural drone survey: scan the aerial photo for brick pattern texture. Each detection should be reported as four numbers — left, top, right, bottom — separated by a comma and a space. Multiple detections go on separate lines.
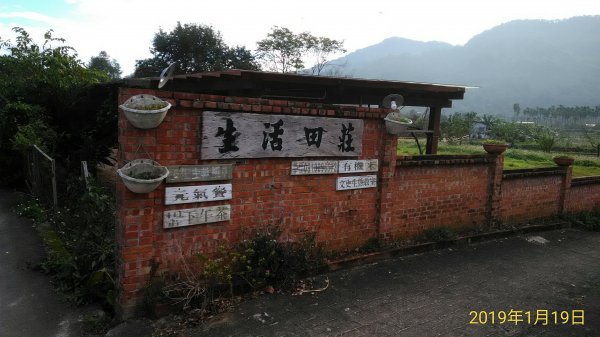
116, 87, 599, 314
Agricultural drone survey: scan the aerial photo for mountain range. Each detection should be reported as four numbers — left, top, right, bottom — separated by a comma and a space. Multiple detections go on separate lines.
331, 16, 600, 116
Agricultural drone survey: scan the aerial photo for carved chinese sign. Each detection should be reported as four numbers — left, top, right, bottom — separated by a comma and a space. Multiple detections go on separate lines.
165, 184, 232, 205
336, 175, 377, 190
338, 159, 379, 174
163, 205, 231, 228
291, 160, 338, 175
166, 164, 233, 183
201, 111, 363, 159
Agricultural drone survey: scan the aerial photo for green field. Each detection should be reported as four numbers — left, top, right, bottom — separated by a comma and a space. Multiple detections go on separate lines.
397, 139, 600, 178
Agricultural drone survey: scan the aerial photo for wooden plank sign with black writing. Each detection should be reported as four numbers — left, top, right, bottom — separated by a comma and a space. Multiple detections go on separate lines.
165, 184, 232, 205
166, 164, 233, 183
201, 111, 363, 159
336, 175, 378, 190
291, 160, 338, 175
338, 159, 379, 174
163, 205, 231, 228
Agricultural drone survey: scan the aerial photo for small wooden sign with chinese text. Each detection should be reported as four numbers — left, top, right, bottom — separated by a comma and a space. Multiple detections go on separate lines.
336, 175, 378, 190
165, 184, 232, 205
166, 164, 233, 183
291, 160, 338, 175
338, 159, 378, 174
163, 205, 231, 228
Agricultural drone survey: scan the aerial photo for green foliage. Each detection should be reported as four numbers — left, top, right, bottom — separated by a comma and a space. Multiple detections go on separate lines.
256, 26, 345, 74
139, 260, 169, 317
11, 119, 57, 153
487, 121, 534, 144
235, 230, 324, 290
441, 112, 478, 144
88, 51, 121, 80
164, 229, 324, 314
581, 127, 600, 157
15, 197, 47, 222
566, 210, 600, 231
533, 128, 558, 152
482, 139, 507, 145
37, 178, 116, 310
305, 36, 346, 75
0, 27, 117, 180
82, 313, 112, 335
520, 105, 600, 128
134, 22, 259, 77
417, 227, 458, 243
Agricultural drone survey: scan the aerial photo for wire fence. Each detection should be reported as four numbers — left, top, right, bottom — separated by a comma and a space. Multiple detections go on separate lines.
25, 145, 58, 208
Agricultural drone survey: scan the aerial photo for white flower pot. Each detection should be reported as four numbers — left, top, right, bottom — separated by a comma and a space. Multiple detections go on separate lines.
117, 159, 169, 194
384, 112, 413, 134
120, 94, 171, 129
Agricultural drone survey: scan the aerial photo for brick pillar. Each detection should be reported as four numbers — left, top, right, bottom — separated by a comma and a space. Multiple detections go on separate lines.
558, 165, 573, 214
486, 154, 504, 228
377, 120, 400, 241
115, 87, 164, 319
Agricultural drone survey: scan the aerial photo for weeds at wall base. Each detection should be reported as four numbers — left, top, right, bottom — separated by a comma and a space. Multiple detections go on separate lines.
14, 178, 116, 314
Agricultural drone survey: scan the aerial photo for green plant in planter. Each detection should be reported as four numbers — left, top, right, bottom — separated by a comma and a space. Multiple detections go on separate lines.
482, 139, 508, 145
129, 171, 164, 180
128, 102, 168, 111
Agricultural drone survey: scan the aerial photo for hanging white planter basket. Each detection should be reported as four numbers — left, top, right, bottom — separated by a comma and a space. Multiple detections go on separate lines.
119, 94, 171, 129
384, 112, 413, 134
117, 159, 169, 194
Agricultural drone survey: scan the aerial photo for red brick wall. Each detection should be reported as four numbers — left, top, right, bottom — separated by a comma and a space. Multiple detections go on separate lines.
116, 87, 600, 316
116, 88, 394, 313
500, 175, 562, 223
566, 178, 600, 213
379, 156, 491, 240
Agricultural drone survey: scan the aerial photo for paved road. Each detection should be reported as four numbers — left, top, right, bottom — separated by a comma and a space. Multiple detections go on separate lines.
0, 189, 85, 337
189, 228, 600, 337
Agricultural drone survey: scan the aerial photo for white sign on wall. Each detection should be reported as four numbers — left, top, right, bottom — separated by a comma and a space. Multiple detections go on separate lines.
165, 184, 232, 205
291, 160, 338, 175
338, 159, 378, 174
336, 175, 378, 191
163, 205, 231, 228
202, 111, 363, 159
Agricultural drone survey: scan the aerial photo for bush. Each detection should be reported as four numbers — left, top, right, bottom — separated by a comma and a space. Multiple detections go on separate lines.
567, 210, 600, 231
36, 178, 116, 310
163, 229, 325, 315
235, 230, 324, 290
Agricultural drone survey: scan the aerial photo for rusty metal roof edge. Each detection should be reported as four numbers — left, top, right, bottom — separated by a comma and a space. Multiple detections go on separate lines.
131, 69, 473, 92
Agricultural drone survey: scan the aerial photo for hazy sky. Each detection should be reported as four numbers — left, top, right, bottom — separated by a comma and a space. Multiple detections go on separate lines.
1, 0, 600, 75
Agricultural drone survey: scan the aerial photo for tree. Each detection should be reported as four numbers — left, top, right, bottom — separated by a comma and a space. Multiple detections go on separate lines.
134, 22, 259, 77
88, 51, 122, 80
306, 36, 346, 75
441, 112, 478, 145
0, 27, 115, 183
582, 126, 600, 157
256, 26, 345, 75
256, 26, 307, 73
513, 103, 520, 120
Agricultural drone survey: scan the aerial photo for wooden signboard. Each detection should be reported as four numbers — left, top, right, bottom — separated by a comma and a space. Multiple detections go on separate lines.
201, 111, 363, 159
338, 159, 379, 174
165, 184, 232, 205
336, 175, 378, 190
291, 160, 338, 175
163, 205, 231, 228
166, 164, 233, 183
